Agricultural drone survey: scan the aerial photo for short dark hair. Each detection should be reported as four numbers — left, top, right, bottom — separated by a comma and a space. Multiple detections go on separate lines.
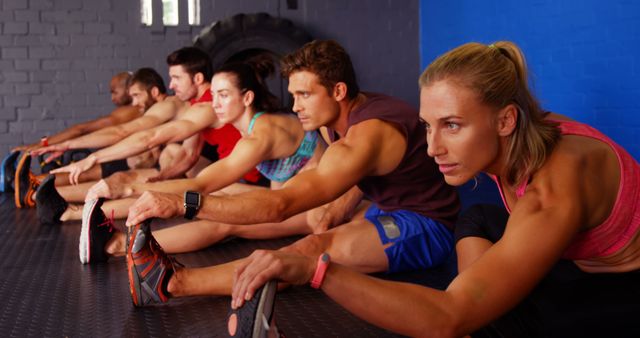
166, 47, 213, 81
130, 67, 167, 94
281, 40, 359, 99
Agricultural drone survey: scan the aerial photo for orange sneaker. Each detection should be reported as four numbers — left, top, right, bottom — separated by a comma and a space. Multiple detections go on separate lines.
14, 153, 40, 208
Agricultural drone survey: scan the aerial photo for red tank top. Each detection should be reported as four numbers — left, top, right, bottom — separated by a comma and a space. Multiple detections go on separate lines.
192, 90, 262, 184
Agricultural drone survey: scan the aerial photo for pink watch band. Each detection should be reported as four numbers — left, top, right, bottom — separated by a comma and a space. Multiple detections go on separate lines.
310, 253, 330, 289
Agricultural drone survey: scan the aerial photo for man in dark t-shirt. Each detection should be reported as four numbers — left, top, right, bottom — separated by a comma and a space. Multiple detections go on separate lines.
123, 40, 460, 307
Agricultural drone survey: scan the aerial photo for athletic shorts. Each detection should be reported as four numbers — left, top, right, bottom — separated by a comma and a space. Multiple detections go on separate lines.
100, 159, 130, 178
366, 204, 454, 273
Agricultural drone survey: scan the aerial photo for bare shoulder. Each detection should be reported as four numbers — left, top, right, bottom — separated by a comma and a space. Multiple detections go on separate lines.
110, 105, 141, 121
343, 119, 407, 176
251, 113, 300, 157
531, 133, 620, 229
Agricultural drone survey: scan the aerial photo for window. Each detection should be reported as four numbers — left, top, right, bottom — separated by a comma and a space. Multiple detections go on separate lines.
162, 0, 179, 26
188, 0, 200, 26
141, 0, 200, 26
141, 0, 152, 26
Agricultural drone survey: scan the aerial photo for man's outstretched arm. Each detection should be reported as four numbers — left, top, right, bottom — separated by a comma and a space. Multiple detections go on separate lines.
126, 119, 407, 226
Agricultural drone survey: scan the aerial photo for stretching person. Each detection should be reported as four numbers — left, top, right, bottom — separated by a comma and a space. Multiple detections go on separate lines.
12, 71, 136, 154
79, 57, 327, 263
13, 67, 174, 210
12, 68, 172, 208
34, 48, 262, 223
231, 41, 640, 337
121, 39, 460, 307
0, 71, 138, 193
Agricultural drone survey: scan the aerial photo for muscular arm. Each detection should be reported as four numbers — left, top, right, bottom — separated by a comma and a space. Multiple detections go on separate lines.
14, 106, 140, 152
88, 103, 216, 164
47, 105, 140, 145
128, 129, 273, 196
63, 100, 179, 150
193, 119, 406, 224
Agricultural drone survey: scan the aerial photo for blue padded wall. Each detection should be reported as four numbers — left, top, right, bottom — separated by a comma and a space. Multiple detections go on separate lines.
420, 0, 640, 160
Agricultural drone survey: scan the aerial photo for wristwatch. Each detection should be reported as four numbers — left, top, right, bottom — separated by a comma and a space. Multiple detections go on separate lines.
183, 190, 201, 220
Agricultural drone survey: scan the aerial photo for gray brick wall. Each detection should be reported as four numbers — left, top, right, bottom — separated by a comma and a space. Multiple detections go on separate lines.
0, 0, 419, 155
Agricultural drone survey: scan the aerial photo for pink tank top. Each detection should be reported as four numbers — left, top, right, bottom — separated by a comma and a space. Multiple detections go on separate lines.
492, 120, 640, 271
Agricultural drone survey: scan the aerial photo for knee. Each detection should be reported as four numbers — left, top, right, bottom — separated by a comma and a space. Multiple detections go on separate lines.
282, 233, 329, 257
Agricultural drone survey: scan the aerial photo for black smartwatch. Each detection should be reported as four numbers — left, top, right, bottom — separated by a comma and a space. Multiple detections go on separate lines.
184, 190, 201, 220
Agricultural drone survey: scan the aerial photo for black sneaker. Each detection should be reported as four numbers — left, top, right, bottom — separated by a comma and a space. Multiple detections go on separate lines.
35, 175, 68, 225
126, 219, 178, 306
14, 152, 40, 208
0, 151, 19, 193
79, 198, 115, 264
227, 280, 278, 338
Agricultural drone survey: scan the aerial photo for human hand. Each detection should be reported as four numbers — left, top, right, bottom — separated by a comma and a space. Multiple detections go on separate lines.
306, 204, 345, 234
125, 191, 183, 227
85, 175, 134, 201
30, 143, 69, 159
145, 171, 169, 183
231, 250, 315, 309
50, 155, 96, 185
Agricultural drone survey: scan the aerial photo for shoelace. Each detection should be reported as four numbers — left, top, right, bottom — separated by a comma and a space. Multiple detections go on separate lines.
98, 209, 115, 233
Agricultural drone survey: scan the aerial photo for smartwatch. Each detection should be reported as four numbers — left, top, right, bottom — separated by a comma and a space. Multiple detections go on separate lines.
310, 253, 331, 289
183, 190, 201, 220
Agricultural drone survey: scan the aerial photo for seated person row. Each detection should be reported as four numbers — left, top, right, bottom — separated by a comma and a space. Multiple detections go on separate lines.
77, 57, 331, 263
0, 71, 143, 193
20, 47, 263, 215
229, 41, 640, 337
119, 39, 460, 314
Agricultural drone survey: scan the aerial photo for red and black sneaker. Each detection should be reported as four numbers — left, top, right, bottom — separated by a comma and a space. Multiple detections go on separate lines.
79, 198, 115, 264
14, 153, 41, 208
126, 219, 178, 306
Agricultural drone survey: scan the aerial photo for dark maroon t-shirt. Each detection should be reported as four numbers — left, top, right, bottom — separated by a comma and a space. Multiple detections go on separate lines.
328, 93, 459, 227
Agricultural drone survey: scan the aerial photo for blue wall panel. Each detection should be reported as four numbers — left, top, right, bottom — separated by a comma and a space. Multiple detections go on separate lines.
420, 0, 640, 159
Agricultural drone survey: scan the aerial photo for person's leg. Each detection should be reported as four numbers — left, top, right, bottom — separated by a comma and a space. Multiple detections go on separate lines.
53, 165, 103, 187
454, 204, 509, 272
60, 197, 136, 221
166, 215, 390, 298
56, 181, 101, 202
106, 209, 311, 256
53, 168, 160, 203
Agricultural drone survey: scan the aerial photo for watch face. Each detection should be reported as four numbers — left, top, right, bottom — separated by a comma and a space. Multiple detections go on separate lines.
185, 191, 200, 206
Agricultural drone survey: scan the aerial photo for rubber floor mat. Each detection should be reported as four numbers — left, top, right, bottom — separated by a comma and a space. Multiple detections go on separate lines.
0, 193, 456, 337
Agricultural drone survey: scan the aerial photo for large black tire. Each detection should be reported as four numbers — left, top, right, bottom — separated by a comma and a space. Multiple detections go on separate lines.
193, 12, 312, 71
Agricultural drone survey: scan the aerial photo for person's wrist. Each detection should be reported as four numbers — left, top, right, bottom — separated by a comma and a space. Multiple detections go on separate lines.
310, 253, 331, 289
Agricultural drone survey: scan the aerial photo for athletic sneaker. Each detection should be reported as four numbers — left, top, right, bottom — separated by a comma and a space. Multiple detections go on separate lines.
126, 219, 177, 306
79, 198, 115, 264
0, 151, 19, 193
227, 280, 278, 338
38, 154, 62, 174
35, 174, 68, 225
14, 152, 40, 208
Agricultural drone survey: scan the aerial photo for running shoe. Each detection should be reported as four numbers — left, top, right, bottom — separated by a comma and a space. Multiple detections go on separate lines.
126, 219, 177, 306
227, 280, 278, 338
14, 152, 40, 208
79, 198, 115, 264
35, 174, 68, 225
0, 151, 19, 192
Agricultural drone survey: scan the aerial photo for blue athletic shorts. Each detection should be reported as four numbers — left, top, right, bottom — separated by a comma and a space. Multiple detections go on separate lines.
366, 204, 454, 273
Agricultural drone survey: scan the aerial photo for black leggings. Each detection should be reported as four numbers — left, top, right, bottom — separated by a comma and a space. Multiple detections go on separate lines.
456, 204, 640, 338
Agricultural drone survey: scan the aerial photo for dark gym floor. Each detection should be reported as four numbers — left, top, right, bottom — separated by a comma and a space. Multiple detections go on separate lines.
0, 192, 458, 337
